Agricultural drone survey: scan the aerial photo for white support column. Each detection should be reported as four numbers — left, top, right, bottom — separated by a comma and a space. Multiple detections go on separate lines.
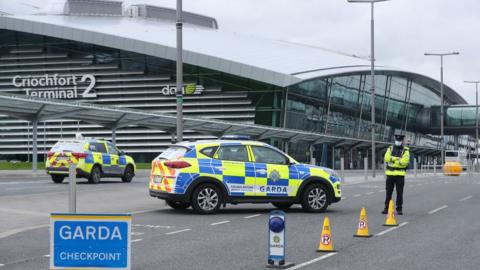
112, 128, 117, 145
32, 119, 38, 172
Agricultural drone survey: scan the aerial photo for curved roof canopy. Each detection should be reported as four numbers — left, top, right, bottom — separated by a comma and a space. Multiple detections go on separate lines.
0, 0, 466, 104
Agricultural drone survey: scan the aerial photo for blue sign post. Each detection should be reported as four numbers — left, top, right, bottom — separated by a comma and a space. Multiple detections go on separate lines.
266, 210, 294, 269
50, 213, 131, 270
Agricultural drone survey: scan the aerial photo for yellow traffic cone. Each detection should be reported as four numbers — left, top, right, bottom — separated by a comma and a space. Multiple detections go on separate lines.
383, 200, 398, 227
316, 216, 336, 252
354, 207, 372, 237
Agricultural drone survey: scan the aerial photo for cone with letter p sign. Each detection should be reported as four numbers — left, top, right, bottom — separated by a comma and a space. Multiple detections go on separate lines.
316, 216, 336, 252
354, 207, 372, 237
383, 200, 398, 227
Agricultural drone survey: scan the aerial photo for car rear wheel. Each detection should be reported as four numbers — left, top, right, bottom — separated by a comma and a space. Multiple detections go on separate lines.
166, 200, 190, 210
88, 166, 101, 184
121, 165, 134, 183
272, 202, 294, 210
191, 183, 222, 214
51, 175, 65, 183
301, 183, 329, 213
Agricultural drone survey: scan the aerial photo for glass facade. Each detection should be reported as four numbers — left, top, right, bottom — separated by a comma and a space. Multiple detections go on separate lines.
284, 73, 474, 167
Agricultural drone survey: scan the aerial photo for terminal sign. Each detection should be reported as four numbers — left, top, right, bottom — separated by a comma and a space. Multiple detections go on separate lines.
50, 213, 131, 269
12, 74, 96, 99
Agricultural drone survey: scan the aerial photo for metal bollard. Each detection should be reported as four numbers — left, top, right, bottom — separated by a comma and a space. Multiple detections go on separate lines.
414, 158, 418, 178
69, 164, 77, 214
340, 157, 345, 183
433, 158, 437, 176
364, 157, 368, 182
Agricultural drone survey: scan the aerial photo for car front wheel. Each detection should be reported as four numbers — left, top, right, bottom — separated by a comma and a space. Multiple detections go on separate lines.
301, 183, 329, 213
122, 165, 134, 183
191, 184, 222, 214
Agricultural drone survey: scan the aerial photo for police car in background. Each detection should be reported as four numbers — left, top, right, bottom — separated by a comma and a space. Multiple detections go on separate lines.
149, 138, 341, 214
46, 136, 136, 184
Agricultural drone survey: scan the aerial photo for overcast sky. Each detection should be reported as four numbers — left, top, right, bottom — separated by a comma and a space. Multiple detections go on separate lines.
4, 0, 480, 104
133, 0, 479, 104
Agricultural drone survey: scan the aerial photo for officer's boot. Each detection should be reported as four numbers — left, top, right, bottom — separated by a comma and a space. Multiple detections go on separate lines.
382, 207, 388, 214
396, 208, 403, 215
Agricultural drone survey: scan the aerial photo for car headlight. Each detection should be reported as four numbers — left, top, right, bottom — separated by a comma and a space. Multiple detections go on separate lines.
324, 168, 341, 182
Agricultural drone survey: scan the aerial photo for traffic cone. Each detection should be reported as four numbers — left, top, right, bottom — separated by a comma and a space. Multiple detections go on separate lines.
316, 216, 336, 252
383, 200, 398, 227
354, 207, 372, 237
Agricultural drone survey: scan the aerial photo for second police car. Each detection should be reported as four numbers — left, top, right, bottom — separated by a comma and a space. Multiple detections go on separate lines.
149, 139, 341, 214
46, 137, 136, 184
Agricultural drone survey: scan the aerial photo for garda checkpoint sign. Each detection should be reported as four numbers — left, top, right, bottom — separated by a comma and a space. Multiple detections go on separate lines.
50, 213, 131, 270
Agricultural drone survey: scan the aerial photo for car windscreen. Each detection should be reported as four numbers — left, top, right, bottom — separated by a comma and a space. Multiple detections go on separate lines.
445, 152, 458, 157
156, 146, 188, 160
50, 141, 85, 153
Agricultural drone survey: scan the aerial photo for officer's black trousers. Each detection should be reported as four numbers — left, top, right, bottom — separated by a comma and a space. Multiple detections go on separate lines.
384, 175, 405, 210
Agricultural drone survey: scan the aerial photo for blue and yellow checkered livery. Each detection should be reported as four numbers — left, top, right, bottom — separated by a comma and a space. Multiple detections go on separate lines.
149, 140, 341, 202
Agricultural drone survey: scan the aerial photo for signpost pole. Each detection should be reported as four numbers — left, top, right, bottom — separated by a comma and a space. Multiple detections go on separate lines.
175, 0, 184, 142
69, 164, 76, 214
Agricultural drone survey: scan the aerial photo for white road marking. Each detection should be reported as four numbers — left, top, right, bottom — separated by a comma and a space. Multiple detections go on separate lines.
0, 207, 49, 217
459, 195, 473, 202
0, 180, 50, 185
165, 229, 191, 235
353, 194, 361, 197
131, 232, 144, 236
0, 223, 49, 240
0, 263, 4, 267
133, 224, 173, 229
366, 192, 374, 195
286, 252, 337, 270
428, 205, 448, 214
43, 255, 50, 258
210, 220, 230, 226
376, 222, 408, 236
129, 208, 163, 215
341, 196, 347, 200
132, 238, 143, 243
244, 214, 261, 219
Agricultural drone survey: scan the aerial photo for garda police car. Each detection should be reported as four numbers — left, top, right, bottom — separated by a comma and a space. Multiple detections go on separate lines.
46, 137, 136, 184
149, 139, 341, 214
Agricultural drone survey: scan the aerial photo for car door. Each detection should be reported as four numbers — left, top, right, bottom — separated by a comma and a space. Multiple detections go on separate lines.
107, 142, 122, 176
214, 144, 256, 196
95, 142, 110, 174
250, 145, 298, 197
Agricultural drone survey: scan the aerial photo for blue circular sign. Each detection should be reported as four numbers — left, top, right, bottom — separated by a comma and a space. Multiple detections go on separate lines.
269, 217, 285, 233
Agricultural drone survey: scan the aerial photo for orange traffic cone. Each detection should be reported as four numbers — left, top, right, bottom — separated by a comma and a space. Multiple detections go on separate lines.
354, 207, 372, 237
316, 216, 336, 252
383, 200, 398, 227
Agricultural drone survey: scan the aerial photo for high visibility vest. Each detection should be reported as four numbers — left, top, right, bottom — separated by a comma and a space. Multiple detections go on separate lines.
384, 145, 410, 176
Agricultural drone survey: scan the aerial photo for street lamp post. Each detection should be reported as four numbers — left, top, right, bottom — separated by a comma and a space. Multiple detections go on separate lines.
424, 52, 459, 165
175, 0, 183, 142
464, 80, 480, 171
347, 0, 389, 178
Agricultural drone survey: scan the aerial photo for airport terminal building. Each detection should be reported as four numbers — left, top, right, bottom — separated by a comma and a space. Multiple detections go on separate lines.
0, 0, 476, 168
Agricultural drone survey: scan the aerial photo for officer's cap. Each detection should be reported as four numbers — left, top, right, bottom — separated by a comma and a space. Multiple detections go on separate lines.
394, 134, 405, 140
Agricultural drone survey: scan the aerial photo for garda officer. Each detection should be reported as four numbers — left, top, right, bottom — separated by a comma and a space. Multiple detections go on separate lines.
383, 134, 410, 215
